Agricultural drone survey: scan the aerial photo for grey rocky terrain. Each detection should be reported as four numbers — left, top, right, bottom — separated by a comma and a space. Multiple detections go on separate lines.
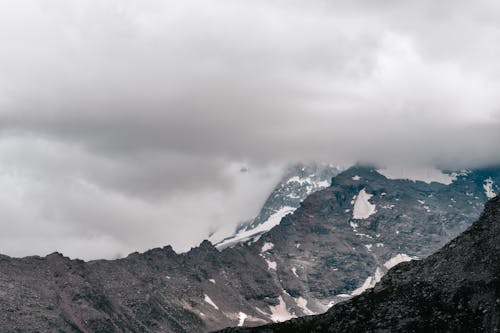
0, 165, 498, 332
216, 195, 500, 333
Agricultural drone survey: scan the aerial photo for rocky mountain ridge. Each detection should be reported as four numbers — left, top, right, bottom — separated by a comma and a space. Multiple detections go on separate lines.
0, 165, 499, 332
217, 195, 500, 332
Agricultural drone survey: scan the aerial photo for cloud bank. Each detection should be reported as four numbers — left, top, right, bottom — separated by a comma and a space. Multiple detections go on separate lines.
0, 0, 499, 259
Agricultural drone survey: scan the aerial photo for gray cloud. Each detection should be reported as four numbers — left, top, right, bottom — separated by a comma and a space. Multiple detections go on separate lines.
0, 0, 499, 259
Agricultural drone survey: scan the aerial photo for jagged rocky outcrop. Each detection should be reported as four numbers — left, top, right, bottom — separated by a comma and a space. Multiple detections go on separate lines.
0, 166, 498, 332
216, 195, 500, 332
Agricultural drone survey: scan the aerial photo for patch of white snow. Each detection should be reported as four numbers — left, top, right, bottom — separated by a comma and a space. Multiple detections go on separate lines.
295, 297, 315, 315
266, 259, 277, 270
216, 206, 295, 249
238, 312, 247, 326
352, 189, 376, 219
269, 296, 296, 322
384, 253, 417, 270
315, 180, 330, 188
351, 267, 383, 296
261, 242, 274, 253
484, 178, 496, 199
204, 295, 219, 310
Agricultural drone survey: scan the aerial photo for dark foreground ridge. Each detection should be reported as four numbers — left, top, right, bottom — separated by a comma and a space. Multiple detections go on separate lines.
216, 195, 500, 333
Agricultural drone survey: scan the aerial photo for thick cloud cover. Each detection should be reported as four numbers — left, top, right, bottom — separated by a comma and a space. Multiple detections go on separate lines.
0, 0, 499, 259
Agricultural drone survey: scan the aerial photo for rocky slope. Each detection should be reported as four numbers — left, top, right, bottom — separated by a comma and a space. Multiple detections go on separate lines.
216, 195, 500, 333
0, 166, 498, 332
213, 163, 342, 249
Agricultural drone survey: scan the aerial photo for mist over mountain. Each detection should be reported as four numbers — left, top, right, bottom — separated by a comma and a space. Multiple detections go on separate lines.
1, 0, 500, 259
1, 2, 500, 332
1, 166, 498, 332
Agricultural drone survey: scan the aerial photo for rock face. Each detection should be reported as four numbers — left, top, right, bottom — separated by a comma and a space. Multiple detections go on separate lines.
216, 195, 500, 333
213, 163, 342, 249
0, 166, 499, 332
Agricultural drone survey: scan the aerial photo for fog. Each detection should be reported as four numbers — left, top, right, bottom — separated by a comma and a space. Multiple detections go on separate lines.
0, 0, 499, 259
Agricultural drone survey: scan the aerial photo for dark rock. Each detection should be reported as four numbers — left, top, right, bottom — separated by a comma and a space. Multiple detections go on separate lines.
215, 196, 500, 333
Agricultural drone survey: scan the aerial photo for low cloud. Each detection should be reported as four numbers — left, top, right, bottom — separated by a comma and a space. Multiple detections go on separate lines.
0, 0, 499, 259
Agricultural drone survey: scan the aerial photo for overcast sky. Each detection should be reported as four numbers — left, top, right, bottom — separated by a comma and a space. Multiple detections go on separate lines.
0, 0, 499, 260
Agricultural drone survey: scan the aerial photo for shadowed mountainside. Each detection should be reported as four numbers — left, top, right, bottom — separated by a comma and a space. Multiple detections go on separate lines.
216, 195, 500, 332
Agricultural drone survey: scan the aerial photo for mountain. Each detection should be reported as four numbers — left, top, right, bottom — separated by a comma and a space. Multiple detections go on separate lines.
0, 166, 498, 332
213, 163, 342, 249
216, 195, 500, 332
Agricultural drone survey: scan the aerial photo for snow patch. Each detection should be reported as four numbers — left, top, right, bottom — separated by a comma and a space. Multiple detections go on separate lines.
209, 279, 216, 284
352, 175, 361, 181
261, 242, 274, 252
287, 176, 308, 185
216, 206, 295, 248
291, 267, 299, 277
266, 259, 277, 270
350, 221, 358, 232
352, 189, 376, 219
484, 178, 496, 199
377, 166, 456, 185
316, 180, 330, 188
351, 267, 383, 296
295, 297, 315, 315
204, 295, 219, 310
269, 296, 296, 322
384, 253, 417, 270
287, 176, 329, 189
238, 312, 247, 326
